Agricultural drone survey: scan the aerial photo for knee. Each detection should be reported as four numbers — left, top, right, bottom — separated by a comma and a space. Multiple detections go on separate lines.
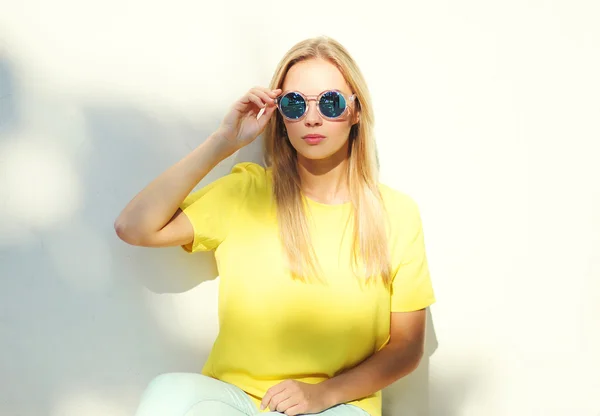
147, 372, 185, 385
143, 372, 192, 395
136, 373, 211, 416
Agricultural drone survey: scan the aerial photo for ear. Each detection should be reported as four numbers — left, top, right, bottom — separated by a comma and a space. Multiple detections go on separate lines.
351, 108, 360, 126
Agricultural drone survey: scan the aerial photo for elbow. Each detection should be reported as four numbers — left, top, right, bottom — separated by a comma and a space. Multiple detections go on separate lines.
389, 339, 425, 375
407, 339, 425, 370
408, 342, 426, 374
411, 348, 425, 372
114, 217, 144, 245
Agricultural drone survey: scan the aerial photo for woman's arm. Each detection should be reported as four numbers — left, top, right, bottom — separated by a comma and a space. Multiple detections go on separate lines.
114, 133, 237, 247
114, 86, 281, 248
260, 309, 428, 414
321, 309, 427, 407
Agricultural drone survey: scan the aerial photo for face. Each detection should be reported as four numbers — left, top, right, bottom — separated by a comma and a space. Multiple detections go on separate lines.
280, 59, 359, 162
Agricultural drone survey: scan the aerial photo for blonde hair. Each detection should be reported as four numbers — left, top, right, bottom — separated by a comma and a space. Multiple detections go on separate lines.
264, 36, 392, 288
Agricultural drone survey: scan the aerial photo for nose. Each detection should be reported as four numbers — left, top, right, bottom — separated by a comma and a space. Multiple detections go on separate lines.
304, 100, 322, 127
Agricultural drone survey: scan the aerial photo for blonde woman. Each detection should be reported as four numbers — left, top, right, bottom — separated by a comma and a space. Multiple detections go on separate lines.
115, 36, 435, 416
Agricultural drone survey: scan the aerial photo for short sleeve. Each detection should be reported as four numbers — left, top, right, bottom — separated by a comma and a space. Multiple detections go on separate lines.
389, 196, 436, 312
179, 162, 263, 253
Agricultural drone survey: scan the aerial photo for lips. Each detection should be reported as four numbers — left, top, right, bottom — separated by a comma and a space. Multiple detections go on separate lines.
302, 134, 326, 145
302, 134, 325, 139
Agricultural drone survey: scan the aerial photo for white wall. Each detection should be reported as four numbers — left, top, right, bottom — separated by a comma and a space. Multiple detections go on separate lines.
1, 1, 599, 415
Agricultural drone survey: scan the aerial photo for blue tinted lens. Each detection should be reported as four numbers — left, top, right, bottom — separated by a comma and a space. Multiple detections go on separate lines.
280, 92, 306, 119
319, 91, 346, 118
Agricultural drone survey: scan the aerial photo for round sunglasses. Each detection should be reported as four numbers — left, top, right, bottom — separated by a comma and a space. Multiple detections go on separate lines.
275, 89, 356, 121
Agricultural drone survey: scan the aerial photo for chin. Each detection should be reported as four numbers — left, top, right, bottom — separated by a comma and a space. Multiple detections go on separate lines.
290, 138, 349, 162
298, 152, 331, 161
300, 151, 347, 163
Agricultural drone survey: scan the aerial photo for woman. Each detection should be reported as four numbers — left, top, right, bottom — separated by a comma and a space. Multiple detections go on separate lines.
115, 36, 435, 416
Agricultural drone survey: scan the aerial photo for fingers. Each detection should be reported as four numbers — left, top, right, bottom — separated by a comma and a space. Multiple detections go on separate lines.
257, 99, 279, 119
240, 87, 281, 109
266, 87, 282, 98
251, 88, 277, 107
241, 92, 265, 109
284, 404, 303, 416
275, 396, 296, 413
261, 381, 287, 410
267, 390, 290, 412
255, 86, 282, 100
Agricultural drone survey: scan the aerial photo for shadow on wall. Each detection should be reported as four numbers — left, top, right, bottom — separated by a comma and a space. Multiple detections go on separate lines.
0, 44, 239, 415
0, 52, 19, 136
81, 102, 225, 293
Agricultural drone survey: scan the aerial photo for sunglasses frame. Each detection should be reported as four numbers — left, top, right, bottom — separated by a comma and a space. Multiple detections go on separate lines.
275, 89, 357, 121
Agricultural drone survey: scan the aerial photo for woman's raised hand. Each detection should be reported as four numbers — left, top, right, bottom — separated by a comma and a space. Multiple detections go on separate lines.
215, 87, 282, 150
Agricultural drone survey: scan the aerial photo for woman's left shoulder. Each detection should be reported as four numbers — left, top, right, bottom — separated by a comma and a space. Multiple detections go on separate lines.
377, 183, 422, 217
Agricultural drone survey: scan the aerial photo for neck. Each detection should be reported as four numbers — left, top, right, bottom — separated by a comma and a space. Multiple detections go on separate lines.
297, 147, 350, 205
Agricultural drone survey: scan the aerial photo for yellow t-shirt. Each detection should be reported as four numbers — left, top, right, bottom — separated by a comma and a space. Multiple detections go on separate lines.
179, 162, 435, 416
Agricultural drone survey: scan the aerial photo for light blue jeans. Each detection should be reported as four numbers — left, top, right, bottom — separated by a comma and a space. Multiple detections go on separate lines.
134, 373, 370, 416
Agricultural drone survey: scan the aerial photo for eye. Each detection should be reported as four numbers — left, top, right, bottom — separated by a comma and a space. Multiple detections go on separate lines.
279, 92, 306, 119
319, 91, 347, 118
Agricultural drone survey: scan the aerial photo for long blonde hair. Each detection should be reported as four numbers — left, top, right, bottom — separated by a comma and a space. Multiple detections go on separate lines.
264, 36, 392, 288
